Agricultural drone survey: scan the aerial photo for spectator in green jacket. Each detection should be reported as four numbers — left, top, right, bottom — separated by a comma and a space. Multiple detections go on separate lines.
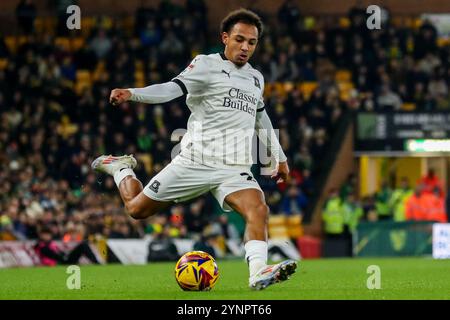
375, 181, 393, 220
342, 192, 364, 233
389, 177, 414, 222
322, 189, 345, 237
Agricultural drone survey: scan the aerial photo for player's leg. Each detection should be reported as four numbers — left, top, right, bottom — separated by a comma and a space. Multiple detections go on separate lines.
225, 188, 268, 242
224, 188, 269, 277
224, 188, 297, 290
117, 176, 172, 219
91, 155, 171, 219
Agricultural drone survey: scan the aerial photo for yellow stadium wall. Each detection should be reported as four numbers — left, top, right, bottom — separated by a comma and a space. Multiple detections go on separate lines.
359, 156, 449, 196
394, 157, 423, 188
359, 157, 423, 196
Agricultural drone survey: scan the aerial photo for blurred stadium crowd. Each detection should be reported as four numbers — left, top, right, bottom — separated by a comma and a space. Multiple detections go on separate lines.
1, 0, 449, 243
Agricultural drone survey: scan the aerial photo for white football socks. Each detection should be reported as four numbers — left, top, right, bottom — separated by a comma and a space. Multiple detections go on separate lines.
245, 240, 268, 278
113, 168, 136, 187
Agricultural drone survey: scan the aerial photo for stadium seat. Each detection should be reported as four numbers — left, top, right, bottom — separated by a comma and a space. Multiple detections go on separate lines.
135, 70, 146, 87
274, 82, 286, 97
287, 215, 303, 239
273, 82, 294, 97
81, 17, 96, 36
212, 235, 227, 257
92, 61, 106, 81
339, 17, 351, 28
335, 70, 352, 82
75, 70, 92, 94
0, 58, 8, 70
338, 81, 355, 100
76, 70, 92, 82
42, 17, 57, 35
57, 115, 79, 138
55, 37, 71, 51
401, 103, 416, 111
75, 82, 91, 95
190, 50, 200, 59
438, 38, 450, 47
404, 17, 414, 28
298, 82, 318, 99
18, 36, 29, 48
4, 36, 17, 54
413, 18, 423, 29
134, 71, 145, 79
34, 17, 44, 34
71, 37, 85, 51
0, 230, 17, 241
135, 80, 146, 88
138, 154, 153, 174
135, 60, 144, 71
264, 82, 274, 96
81, 17, 96, 29
268, 215, 289, 239
283, 82, 295, 94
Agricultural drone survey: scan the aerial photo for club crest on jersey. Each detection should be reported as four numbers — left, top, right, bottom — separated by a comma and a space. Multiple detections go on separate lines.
149, 180, 161, 193
253, 76, 261, 89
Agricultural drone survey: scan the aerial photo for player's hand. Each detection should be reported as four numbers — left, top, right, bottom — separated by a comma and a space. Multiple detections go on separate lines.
110, 89, 132, 106
271, 161, 289, 184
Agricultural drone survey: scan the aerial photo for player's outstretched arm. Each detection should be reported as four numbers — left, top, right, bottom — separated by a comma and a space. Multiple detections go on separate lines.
109, 81, 184, 106
255, 108, 289, 183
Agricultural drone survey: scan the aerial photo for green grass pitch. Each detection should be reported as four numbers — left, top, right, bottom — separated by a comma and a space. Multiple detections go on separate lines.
1, 257, 449, 300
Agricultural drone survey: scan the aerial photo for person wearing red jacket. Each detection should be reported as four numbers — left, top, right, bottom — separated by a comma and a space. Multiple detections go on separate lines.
406, 185, 425, 221
419, 169, 443, 196
421, 187, 448, 223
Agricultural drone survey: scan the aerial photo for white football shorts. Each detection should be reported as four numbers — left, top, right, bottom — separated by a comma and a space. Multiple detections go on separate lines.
142, 158, 263, 211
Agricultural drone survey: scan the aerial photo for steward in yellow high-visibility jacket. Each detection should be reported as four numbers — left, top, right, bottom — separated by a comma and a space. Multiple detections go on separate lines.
342, 193, 364, 233
322, 191, 345, 235
388, 177, 413, 222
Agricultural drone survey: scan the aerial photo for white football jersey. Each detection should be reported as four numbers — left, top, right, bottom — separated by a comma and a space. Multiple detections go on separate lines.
171, 53, 266, 168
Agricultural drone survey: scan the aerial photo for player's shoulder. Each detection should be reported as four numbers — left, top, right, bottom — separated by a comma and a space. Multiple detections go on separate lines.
205, 52, 225, 61
190, 54, 208, 64
192, 53, 221, 62
246, 63, 264, 80
246, 63, 265, 88
190, 53, 223, 68
251, 67, 265, 82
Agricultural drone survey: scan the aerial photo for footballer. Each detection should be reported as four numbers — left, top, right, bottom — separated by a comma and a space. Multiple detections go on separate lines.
92, 8, 297, 290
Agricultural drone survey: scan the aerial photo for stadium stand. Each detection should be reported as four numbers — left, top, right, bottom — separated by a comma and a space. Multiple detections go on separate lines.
0, 0, 449, 258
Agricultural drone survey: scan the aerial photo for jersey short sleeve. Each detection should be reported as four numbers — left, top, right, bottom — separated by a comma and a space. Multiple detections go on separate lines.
172, 55, 209, 95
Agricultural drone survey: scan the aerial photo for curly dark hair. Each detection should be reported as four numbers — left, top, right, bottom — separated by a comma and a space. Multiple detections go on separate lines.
220, 8, 264, 38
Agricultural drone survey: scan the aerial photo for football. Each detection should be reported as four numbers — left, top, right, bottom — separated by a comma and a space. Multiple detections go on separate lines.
174, 251, 219, 291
